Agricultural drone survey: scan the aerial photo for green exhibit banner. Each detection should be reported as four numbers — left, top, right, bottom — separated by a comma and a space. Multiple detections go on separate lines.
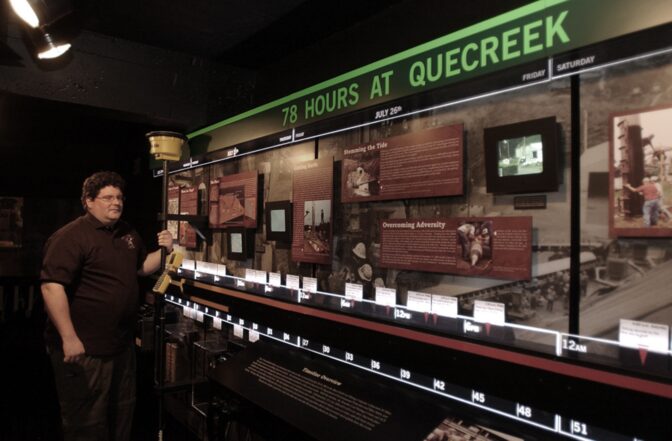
187, 0, 672, 156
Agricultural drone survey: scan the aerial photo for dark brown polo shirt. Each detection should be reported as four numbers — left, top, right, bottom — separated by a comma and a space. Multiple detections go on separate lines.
41, 213, 147, 356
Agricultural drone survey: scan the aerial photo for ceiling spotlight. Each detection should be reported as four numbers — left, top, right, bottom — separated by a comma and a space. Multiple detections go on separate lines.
9, 0, 72, 29
9, 0, 40, 28
10, 0, 74, 60
36, 30, 71, 59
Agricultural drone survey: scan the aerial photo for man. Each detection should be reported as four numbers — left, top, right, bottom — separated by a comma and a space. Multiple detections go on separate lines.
41, 171, 173, 441
625, 177, 660, 227
651, 175, 672, 221
456, 222, 476, 262
347, 166, 372, 197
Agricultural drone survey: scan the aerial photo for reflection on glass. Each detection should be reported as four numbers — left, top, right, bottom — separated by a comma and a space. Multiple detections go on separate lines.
270, 209, 286, 232
497, 134, 543, 177
230, 233, 243, 253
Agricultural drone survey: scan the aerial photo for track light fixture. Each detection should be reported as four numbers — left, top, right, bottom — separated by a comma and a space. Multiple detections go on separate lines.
36, 29, 71, 59
9, 0, 73, 59
9, 0, 40, 28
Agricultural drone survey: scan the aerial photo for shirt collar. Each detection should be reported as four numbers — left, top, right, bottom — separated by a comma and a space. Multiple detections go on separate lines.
84, 212, 119, 231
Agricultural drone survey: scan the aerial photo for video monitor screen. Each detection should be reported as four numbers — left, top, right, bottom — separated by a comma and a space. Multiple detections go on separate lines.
265, 200, 292, 242
230, 232, 243, 253
484, 116, 559, 194
497, 135, 543, 177
270, 209, 286, 232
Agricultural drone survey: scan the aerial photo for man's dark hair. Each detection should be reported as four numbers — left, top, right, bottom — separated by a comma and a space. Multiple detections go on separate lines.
81, 171, 126, 209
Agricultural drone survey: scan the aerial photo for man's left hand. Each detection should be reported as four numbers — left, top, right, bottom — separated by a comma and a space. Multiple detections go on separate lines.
157, 229, 173, 253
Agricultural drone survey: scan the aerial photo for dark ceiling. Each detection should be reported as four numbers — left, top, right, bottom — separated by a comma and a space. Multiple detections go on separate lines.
0, 0, 532, 199
68, 0, 407, 68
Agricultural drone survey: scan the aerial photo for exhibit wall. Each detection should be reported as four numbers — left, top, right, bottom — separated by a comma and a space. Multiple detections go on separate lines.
165, 49, 672, 379
151, 5, 672, 439
157, 0, 672, 389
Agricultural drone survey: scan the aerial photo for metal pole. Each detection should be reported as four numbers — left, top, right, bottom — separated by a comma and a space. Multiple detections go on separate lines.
155, 159, 169, 439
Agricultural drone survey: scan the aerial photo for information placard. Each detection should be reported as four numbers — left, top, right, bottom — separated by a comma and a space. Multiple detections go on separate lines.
380, 217, 532, 280
292, 158, 333, 264
167, 185, 180, 241
179, 187, 198, 248
342, 124, 463, 203
210, 340, 449, 441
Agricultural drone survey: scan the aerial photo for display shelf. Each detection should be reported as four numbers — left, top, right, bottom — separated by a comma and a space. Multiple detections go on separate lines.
173, 269, 672, 388
169, 293, 672, 441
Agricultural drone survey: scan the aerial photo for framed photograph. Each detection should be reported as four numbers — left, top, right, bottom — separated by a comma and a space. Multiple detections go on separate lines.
227, 227, 254, 261
302, 199, 331, 256
609, 104, 672, 237
265, 200, 292, 242
484, 116, 560, 194
209, 171, 258, 229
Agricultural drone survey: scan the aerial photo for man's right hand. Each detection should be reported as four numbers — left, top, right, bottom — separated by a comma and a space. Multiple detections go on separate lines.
62, 335, 85, 363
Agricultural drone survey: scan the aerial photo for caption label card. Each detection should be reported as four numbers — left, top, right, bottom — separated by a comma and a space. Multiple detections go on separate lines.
303, 277, 318, 293
345, 283, 364, 301
286, 274, 300, 290
269, 272, 281, 287
431, 295, 458, 318
375, 287, 396, 306
473, 300, 506, 325
407, 291, 432, 312
619, 319, 670, 353
181, 259, 196, 271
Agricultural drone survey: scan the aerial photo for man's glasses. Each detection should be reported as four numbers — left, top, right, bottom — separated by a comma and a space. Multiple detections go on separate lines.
96, 195, 125, 203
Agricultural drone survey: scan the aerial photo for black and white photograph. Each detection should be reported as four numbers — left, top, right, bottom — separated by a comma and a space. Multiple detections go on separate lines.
343, 150, 381, 199
303, 199, 331, 255
610, 105, 672, 237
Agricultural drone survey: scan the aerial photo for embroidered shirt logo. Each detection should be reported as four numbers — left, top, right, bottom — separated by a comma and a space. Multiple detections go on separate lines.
121, 234, 135, 249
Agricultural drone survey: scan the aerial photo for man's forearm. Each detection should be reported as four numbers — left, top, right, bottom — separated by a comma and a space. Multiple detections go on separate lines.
41, 282, 78, 341
139, 249, 162, 276
139, 230, 174, 276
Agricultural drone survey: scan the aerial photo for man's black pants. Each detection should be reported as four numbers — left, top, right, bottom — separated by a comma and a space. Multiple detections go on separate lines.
49, 345, 136, 441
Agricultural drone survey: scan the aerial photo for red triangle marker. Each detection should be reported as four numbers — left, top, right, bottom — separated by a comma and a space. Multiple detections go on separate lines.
432, 313, 438, 325
638, 347, 648, 366
485, 323, 491, 336
424, 312, 429, 323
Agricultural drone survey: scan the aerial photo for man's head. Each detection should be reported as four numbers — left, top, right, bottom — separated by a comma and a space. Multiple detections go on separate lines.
81, 171, 126, 225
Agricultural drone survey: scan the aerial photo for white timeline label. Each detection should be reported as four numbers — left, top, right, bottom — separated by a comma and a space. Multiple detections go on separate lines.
345, 283, 364, 301
303, 277, 318, 293
286, 274, 300, 290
